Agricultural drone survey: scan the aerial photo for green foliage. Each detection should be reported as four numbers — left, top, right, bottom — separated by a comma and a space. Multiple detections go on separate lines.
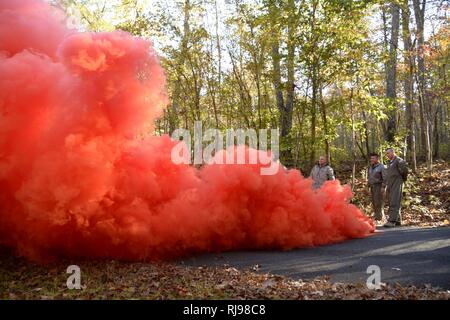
62, 0, 449, 167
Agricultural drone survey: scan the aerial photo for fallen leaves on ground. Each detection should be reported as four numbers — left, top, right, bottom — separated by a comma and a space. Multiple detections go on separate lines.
1, 251, 448, 300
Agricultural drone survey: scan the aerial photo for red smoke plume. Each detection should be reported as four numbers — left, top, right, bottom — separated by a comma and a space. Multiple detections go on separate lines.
0, 0, 374, 262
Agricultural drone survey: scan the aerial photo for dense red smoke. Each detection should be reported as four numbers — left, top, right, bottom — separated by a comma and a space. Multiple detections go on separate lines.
0, 0, 374, 262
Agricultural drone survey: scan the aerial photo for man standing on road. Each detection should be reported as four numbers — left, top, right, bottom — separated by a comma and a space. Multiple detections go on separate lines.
310, 155, 335, 189
383, 148, 408, 228
368, 153, 385, 225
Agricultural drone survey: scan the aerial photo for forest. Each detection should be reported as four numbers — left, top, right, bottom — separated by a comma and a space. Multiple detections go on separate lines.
59, 0, 449, 175
1, 0, 449, 301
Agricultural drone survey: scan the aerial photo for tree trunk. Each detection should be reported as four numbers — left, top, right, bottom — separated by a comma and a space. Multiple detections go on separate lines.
384, 1, 400, 142
319, 88, 330, 164
169, 0, 191, 134
283, 0, 296, 165
401, 0, 417, 172
362, 110, 370, 163
413, 0, 432, 171
269, 0, 295, 165
310, 66, 318, 167
309, 0, 318, 168
350, 87, 356, 191
433, 106, 440, 159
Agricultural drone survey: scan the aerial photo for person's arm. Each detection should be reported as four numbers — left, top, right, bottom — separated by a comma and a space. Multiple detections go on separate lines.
381, 166, 386, 188
397, 159, 408, 181
327, 167, 335, 180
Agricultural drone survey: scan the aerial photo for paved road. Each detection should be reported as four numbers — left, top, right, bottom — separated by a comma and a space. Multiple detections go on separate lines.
181, 227, 450, 289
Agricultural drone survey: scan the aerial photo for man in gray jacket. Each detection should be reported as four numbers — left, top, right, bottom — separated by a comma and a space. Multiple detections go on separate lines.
310, 156, 335, 189
383, 148, 408, 228
368, 153, 385, 224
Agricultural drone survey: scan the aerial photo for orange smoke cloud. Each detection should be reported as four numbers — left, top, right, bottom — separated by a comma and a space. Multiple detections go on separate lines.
0, 0, 374, 262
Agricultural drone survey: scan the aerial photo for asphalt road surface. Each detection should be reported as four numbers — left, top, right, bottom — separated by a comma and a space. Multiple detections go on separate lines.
181, 226, 450, 289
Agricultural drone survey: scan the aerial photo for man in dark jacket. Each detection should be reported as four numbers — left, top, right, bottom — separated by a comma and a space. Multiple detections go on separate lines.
383, 148, 408, 228
310, 156, 335, 189
368, 153, 385, 224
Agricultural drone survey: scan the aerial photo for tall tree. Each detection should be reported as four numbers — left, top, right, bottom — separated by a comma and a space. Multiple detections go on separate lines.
384, 1, 400, 142
413, 0, 432, 170
268, 0, 296, 165
401, 0, 417, 172
169, 0, 192, 134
